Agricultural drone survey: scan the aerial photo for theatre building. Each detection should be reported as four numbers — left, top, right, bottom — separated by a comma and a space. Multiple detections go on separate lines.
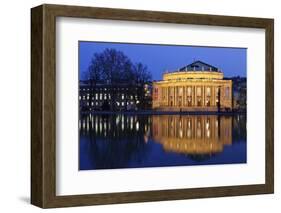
152, 61, 232, 111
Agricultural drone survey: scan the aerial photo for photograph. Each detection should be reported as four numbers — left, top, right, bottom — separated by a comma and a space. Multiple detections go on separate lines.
29, 3, 274, 208
78, 41, 247, 170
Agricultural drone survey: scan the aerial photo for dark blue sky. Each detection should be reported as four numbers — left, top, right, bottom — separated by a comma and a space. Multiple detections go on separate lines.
79, 41, 247, 80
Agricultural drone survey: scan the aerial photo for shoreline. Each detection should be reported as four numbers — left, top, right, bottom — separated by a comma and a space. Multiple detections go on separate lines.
80, 110, 246, 116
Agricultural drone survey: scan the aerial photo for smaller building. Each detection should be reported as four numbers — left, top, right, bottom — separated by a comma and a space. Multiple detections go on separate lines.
79, 80, 152, 112
230, 77, 247, 111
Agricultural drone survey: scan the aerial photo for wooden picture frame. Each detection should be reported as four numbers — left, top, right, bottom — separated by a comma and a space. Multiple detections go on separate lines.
31, 4, 274, 208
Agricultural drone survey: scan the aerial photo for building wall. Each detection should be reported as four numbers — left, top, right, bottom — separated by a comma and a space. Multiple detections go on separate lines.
163, 71, 223, 81
79, 83, 151, 111
152, 74, 232, 111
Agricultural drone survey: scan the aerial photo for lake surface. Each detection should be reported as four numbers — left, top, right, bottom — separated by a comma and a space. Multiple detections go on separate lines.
79, 114, 246, 170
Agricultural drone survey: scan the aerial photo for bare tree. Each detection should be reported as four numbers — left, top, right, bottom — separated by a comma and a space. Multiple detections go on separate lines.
87, 48, 151, 84
86, 48, 152, 110
133, 62, 152, 84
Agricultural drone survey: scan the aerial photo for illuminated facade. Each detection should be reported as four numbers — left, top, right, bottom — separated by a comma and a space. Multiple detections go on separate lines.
152, 61, 232, 111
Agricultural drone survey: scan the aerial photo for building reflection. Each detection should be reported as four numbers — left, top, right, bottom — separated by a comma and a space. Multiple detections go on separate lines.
79, 114, 151, 139
152, 115, 232, 155
79, 113, 245, 169
80, 114, 233, 156
79, 114, 152, 169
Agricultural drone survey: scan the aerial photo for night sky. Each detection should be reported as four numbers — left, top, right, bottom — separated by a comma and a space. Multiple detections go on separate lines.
79, 41, 247, 81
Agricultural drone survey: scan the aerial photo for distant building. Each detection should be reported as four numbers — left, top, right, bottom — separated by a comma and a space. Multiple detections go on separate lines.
230, 77, 247, 111
152, 61, 232, 111
79, 80, 152, 112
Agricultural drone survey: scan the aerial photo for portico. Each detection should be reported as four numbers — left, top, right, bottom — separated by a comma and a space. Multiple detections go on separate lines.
152, 61, 232, 111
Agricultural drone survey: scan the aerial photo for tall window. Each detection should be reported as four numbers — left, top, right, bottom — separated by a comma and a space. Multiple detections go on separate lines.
187, 87, 192, 96
197, 87, 202, 106
187, 87, 192, 106
216, 87, 220, 104
179, 87, 183, 95
206, 87, 211, 106
197, 87, 202, 96
178, 87, 183, 106
206, 87, 211, 96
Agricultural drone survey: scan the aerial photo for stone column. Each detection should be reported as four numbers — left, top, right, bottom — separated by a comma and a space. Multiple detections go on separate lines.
202, 86, 205, 107
174, 86, 176, 107
192, 86, 195, 107
183, 86, 186, 106
210, 86, 212, 106
169, 87, 171, 106
194, 85, 196, 107
176, 86, 178, 107
166, 87, 168, 106
212, 86, 215, 107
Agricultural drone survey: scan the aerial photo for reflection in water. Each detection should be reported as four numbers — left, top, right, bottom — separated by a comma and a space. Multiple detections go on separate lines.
79, 114, 246, 170
152, 115, 232, 155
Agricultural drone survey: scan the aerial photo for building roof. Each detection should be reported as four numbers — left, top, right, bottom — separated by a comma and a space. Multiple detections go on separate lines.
179, 60, 220, 72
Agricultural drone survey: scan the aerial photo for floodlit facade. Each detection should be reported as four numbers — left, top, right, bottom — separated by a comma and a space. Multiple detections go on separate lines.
152, 61, 232, 111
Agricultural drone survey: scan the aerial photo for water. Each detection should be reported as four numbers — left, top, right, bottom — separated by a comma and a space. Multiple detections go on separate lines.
79, 114, 246, 170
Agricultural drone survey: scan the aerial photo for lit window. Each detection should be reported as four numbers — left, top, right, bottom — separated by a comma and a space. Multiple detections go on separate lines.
206, 87, 211, 96
197, 87, 202, 96
179, 87, 183, 95
187, 87, 192, 96
216, 87, 220, 96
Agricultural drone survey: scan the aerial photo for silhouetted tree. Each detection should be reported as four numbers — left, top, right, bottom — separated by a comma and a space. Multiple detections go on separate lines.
133, 62, 152, 84
86, 48, 151, 84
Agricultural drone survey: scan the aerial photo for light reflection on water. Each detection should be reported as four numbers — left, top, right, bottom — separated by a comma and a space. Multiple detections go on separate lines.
79, 114, 246, 170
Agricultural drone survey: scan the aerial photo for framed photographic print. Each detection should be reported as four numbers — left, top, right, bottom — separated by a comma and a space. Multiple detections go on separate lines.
31, 4, 274, 208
